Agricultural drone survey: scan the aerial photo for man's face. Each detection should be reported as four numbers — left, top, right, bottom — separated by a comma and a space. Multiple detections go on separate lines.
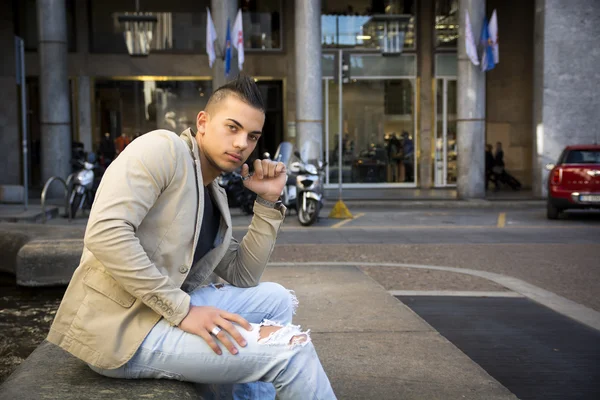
195, 95, 265, 174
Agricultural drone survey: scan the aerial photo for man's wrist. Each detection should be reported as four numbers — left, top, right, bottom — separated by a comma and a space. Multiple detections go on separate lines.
258, 194, 280, 202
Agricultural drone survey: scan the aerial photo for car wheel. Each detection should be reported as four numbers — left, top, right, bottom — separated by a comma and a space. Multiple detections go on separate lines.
546, 202, 561, 220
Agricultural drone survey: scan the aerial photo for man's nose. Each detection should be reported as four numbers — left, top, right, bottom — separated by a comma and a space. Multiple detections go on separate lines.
233, 134, 249, 150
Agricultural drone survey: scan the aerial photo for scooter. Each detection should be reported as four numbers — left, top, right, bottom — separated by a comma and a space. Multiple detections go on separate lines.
67, 155, 102, 218
290, 150, 325, 226
273, 142, 298, 212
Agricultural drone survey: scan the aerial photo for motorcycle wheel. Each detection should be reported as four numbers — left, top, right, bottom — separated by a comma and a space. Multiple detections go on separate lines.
298, 198, 319, 226
69, 189, 85, 219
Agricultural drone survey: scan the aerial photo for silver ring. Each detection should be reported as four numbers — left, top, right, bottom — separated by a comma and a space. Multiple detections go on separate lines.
241, 173, 252, 181
211, 326, 222, 336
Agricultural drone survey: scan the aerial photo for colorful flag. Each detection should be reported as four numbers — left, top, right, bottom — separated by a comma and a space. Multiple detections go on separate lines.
465, 11, 479, 66
489, 9, 499, 64
232, 9, 245, 70
206, 8, 218, 68
224, 18, 232, 76
480, 17, 496, 72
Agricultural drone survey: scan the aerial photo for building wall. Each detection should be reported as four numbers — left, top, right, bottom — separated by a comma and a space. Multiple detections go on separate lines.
0, 0, 21, 185
485, 0, 535, 188
533, 0, 600, 197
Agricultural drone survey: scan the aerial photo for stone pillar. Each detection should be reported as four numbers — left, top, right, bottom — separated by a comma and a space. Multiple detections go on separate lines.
457, 0, 486, 199
532, 0, 600, 198
295, 0, 322, 162
417, 0, 434, 188
38, 0, 71, 190
211, 0, 239, 90
77, 76, 93, 154
0, 1, 21, 186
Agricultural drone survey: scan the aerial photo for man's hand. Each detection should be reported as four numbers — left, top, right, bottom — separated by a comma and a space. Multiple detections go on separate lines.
242, 159, 286, 202
179, 305, 252, 355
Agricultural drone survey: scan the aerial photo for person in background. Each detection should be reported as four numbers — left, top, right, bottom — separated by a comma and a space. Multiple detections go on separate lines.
114, 133, 131, 156
401, 131, 414, 182
485, 144, 496, 191
98, 132, 115, 167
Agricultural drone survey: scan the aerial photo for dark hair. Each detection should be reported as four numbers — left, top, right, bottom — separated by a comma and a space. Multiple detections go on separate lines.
206, 74, 265, 113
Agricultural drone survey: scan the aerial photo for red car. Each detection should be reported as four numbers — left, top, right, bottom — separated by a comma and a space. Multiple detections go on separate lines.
546, 145, 600, 219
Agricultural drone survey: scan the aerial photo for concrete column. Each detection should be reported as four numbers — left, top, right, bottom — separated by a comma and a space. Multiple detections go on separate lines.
457, 0, 486, 199
295, 0, 322, 162
417, 0, 434, 188
0, 0, 21, 186
37, 0, 71, 190
77, 76, 93, 154
532, 0, 600, 198
211, 0, 239, 90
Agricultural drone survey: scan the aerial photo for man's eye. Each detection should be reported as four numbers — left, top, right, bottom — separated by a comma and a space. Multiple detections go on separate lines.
249, 135, 259, 142
228, 125, 237, 131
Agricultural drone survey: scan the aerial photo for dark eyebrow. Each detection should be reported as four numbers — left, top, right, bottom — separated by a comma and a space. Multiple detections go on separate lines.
226, 118, 262, 135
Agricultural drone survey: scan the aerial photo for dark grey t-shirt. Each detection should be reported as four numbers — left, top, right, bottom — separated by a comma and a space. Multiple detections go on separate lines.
192, 186, 221, 266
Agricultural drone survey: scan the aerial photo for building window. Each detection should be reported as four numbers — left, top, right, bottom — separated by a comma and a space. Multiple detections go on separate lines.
239, 0, 282, 50
94, 78, 212, 145
321, 0, 416, 51
89, 0, 211, 54
13, 0, 77, 52
323, 78, 416, 185
435, 0, 458, 48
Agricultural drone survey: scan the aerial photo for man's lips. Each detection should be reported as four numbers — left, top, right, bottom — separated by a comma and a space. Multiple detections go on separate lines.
226, 152, 242, 162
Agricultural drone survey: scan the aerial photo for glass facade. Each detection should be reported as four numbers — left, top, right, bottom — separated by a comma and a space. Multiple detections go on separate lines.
239, 0, 282, 50
322, 53, 416, 186
89, 0, 281, 53
93, 78, 212, 145
434, 78, 457, 186
321, 0, 415, 51
435, 0, 459, 48
89, 0, 210, 53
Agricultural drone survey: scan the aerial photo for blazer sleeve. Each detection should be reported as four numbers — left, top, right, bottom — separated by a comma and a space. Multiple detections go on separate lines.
213, 202, 285, 287
84, 131, 191, 326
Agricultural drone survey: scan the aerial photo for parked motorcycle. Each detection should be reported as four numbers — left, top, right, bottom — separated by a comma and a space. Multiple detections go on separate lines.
290, 145, 325, 226
273, 142, 298, 212
217, 169, 256, 215
67, 154, 102, 218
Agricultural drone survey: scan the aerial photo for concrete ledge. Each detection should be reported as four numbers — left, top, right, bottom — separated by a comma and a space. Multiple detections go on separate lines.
0, 341, 206, 400
16, 239, 84, 286
0, 230, 30, 275
0, 185, 25, 204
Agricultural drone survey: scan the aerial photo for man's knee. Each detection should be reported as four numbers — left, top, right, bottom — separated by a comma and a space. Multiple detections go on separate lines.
258, 282, 298, 315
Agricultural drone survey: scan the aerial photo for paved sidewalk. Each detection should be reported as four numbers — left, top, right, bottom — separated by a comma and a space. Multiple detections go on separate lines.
0, 263, 518, 399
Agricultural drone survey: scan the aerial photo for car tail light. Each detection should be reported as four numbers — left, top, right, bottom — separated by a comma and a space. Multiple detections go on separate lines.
550, 167, 562, 185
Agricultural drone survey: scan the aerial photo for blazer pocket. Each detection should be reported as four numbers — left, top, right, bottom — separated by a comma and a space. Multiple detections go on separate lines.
83, 268, 136, 308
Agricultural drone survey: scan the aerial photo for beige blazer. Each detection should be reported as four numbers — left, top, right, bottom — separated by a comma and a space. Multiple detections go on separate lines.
47, 128, 285, 369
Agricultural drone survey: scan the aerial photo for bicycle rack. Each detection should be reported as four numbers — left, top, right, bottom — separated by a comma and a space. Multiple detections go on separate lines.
41, 175, 73, 223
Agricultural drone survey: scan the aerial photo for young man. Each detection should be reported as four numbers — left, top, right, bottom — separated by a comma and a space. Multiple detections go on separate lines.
47, 75, 336, 399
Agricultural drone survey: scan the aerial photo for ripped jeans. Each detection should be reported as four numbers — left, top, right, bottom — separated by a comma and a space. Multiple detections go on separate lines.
89, 282, 336, 400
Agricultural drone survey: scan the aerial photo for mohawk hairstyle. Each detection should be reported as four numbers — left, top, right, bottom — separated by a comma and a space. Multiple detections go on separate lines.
206, 74, 265, 113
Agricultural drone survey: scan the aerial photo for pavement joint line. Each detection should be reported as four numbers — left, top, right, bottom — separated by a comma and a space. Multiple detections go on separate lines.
388, 290, 524, 298
233, 224, 600, 231
267, 261, 600, 332
330, 212, 366, 229
497, 212, 506, 228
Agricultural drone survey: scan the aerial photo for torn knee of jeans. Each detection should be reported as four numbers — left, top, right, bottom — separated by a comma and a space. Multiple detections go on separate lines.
287, 289, 299, 315
257, 319, 311, 349
211, 283, 226, 290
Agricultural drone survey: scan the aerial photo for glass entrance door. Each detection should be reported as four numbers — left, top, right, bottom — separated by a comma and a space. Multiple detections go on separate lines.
434, 78, 457, 186
323, 78, 416, 186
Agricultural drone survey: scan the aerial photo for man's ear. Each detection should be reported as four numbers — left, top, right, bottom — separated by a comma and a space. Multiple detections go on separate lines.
196, 111, 208, 136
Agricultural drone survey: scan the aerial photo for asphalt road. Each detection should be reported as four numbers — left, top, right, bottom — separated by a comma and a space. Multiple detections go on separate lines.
230, 207, 600, 313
